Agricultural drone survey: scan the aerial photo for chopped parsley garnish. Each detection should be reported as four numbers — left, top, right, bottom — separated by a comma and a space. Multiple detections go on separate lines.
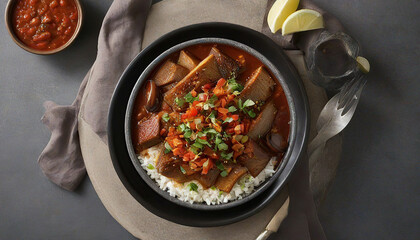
164, 142, 172, 154
196, 138, 211, 147
228, 106, 237, 112
192, 142, 203, 149
216, 163, 228, 177
180, 166, 186, 174
188, 182, 198, 192
162, 113, 170, 122
184, 92, 199, 103
243, 99, 255, 108
223, 117, 233, 124
218, 142, 228, 151
221, 152, 233, 160
227, 78, 244, 92
147, 164, 155, 170
216, 162, 225, 171
175, 97, 185, 107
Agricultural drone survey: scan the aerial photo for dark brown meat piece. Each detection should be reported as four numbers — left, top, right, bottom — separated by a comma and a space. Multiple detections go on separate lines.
209, 47, 241, 79
238, 139, 272, 177
214, 165, 248, 192
193, 168, 221, 189
156, 152, 191, 183
248, 99, 277, 140
164, 54, 221, 110
177, 50, 200, 71
136, 114, 162, 150
153, 60, 189, 87
239, 66, 275, 103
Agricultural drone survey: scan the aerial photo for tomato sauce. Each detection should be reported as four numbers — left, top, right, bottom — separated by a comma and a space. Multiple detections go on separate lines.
12, 0, 78, 50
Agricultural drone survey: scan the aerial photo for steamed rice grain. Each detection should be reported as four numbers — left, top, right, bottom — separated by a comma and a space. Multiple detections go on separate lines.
139, 143, 275, 205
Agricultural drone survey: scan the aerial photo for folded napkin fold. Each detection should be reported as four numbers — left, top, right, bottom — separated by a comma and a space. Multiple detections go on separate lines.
38, 0, 345, 239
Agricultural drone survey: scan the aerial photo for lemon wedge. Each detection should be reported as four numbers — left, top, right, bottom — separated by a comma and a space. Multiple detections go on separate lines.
281, 9, 324, 35
356, 56, 370, 73
267, 0, 300, 33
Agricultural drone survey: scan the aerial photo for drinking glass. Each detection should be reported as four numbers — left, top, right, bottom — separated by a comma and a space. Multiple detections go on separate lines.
306, 31, 362, 91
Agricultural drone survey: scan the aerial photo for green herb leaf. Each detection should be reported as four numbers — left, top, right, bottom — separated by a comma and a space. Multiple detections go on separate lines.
220, 170, 228, 177
180, 166, 186, 174
228, 106, 237, 112
188, 182, 198, 192
238, 98, 243, 110
205, 128, 218, 135
192, 142, 203, 149
218, 143, 228, 151
183, 129, 192, 139
221, 152, 233, 160
184, 92, 194, 103
223, 117, 233, 124
190, 146, 200, 154
177, 123, 188, 132
164, 142, 172, 154
215, 136, 222, 145
243, 99, 255, 108
247, 110, 256, 118
175, 97, 185, 107
227, 78, 244, 92
196, 138, 211, 147
211, 186, 217, 190
162, 113, 170, 122
216, 162, 225, 171
147, 164, 155, 170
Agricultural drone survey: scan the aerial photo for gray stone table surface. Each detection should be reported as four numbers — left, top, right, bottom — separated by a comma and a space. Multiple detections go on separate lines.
0, 0, 419, 239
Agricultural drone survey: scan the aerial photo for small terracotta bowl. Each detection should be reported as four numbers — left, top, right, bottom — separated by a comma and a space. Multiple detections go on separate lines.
4, 0, 83, 55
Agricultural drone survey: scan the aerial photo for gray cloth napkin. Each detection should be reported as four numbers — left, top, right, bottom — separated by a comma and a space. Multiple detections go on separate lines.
38, 0, 344, 239
38, 0, 151, 191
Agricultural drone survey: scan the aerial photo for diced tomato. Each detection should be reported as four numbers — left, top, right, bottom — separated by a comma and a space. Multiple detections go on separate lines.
202, 83, 212, 92
160, 128, 167, 136
190, 121, 196, 130
227, 128, 235, 135
221, 98, 227, 108
173, 147, 185, 156
181, 113, 188, 120
199, 136, 207, 140
231, 114, 239, 121
173, 138, 183, 147
202, 159, 213, 175
191, 89, 197, 97
232, 143, 244, 152
218, 107, 229, 115
216, 78, 226, 88
192, 100, 200, 106
234, 124, 244, 135
183, 151, 196, 162
189, 107, 198, 117
194, 158, 207, 167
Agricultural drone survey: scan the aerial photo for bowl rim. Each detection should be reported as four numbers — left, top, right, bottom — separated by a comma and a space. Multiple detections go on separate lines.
4, 0, 83, 55
124, 37, 298, 210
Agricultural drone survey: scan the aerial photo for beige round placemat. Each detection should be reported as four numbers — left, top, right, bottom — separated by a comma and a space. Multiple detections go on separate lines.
78, 0, 342, 239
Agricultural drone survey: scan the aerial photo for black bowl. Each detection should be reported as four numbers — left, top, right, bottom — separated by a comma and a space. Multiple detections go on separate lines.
125, 38, 301, 210
108, 22, 309, 226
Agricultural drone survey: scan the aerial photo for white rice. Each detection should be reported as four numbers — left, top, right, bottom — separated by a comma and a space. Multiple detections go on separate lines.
138, 143, 275, 205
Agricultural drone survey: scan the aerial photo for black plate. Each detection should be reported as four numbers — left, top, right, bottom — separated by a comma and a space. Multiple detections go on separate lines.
108, 22, 309, 227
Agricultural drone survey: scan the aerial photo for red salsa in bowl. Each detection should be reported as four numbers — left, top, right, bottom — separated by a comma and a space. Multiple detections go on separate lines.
6, 0, 82, 53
